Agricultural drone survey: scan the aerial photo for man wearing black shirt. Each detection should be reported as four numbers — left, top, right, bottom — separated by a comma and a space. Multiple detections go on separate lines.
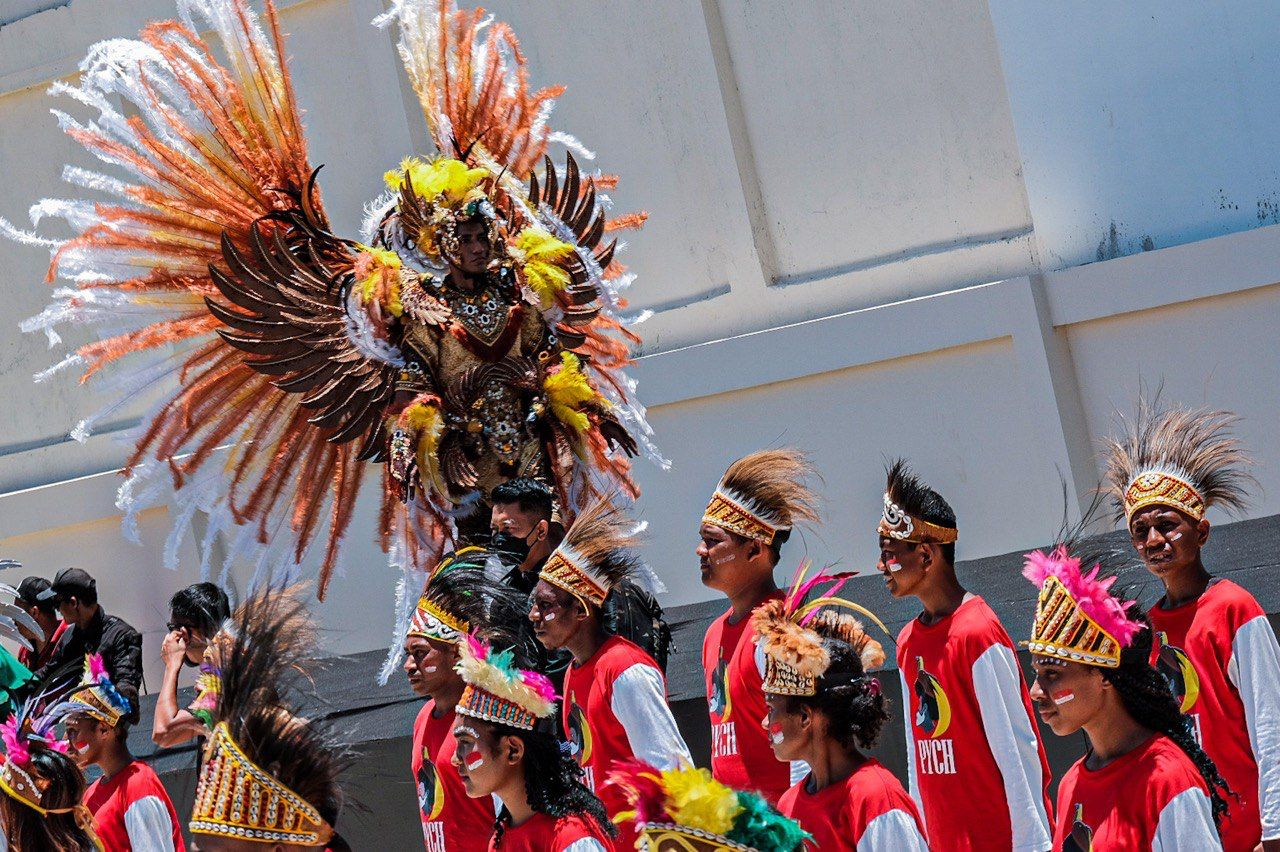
30, 568, 143, 722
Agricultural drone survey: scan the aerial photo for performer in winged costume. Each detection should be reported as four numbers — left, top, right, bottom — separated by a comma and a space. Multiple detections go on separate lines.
4, 0, 658, 631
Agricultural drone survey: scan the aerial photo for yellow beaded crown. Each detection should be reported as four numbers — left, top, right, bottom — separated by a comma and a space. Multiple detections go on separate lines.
190, 722, 334, 845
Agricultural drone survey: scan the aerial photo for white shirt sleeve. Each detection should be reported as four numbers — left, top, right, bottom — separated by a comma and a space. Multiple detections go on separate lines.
899, 667, 926, 839
612, 663, 693, 770
856, 809, 929, 852
562, 840, 607, 852
1227, 614, 1280, 841
123, 795, 176, 852
1151, 787, 1222, 851
971, 644, 1052, 852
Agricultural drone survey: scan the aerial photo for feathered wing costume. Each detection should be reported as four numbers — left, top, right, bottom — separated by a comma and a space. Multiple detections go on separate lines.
5, 0, 660, 615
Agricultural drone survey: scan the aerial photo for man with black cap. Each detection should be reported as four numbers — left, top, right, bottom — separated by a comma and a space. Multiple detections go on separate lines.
29, 567, 143, 720
15, 576, 66, 671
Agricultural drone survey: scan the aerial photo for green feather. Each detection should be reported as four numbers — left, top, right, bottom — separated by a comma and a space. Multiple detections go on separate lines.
726, 791, 811, 852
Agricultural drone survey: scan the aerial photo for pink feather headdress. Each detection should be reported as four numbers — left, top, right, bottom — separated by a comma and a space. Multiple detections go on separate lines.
454, 633, 557, 730
1023, 545, 1142, 668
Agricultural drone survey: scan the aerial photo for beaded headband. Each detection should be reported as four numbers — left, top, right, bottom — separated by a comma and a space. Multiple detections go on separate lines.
64, 653, 132, 728
702, 486, 784, 544
407, 596, 470, 643
454, 635, 556, 732
877, 492, 957, 545
1123, 469, 1205, 521
190, 722, 334, 845
539, 544, 611, 608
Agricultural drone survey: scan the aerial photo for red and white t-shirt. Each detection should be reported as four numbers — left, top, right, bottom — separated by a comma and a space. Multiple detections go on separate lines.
489, 812, 613, 852
83, 760, 183, 851
1149, 578, 1280, 851
778, 758, 928, 851
563, 635, 690, 848
703, 592, 805, 804
412, 700, 495, 852
896, 595, 1052, 851
1053, 733, 1221, 851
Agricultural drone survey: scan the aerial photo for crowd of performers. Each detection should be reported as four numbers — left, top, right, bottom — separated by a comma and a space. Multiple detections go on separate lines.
0, 0, 1277, 847
2, 401, 1275, 851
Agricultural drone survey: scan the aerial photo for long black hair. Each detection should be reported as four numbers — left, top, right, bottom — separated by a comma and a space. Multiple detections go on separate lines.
1102, 616, 1233, 825
489, 721, 614, 847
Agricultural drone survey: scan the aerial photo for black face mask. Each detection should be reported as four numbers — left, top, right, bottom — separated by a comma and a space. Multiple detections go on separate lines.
490, 530, 532, 562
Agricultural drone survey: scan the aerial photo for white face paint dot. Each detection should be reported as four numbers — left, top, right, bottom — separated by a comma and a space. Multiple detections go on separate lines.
423, 665, 437, 674
887, 560, 903, 573
543, 612, 556, 622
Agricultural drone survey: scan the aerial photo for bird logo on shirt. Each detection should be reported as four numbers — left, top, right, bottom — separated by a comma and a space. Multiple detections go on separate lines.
1063, 803, 1094, 852
417, 750, 445, 821
567, 700, 594, 765
913, 657, 952, 738
709, 651, 732, 722
1154, 632, 1200, 713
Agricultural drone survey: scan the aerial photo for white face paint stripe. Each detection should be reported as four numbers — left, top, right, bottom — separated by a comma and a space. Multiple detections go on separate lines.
1052, 690, 1076, 705
713, 553, 736, 565
464, 751, 485, 770
886, 560, 903, 573
423, 665, 437, 673
1169, 532, 1183, 541
542, 612, 556, 622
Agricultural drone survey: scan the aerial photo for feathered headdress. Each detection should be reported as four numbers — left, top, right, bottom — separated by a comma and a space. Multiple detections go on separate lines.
878, 459, 957, 545
703, 449, 820, 546
189, 589, 346, 846
409, 546, 525, 644
753, 562, 888, 697
539, 497, 642, 608
609, 760, 811, 852
62, 653, 132, 728
455, 634, 557, 731
0, 695, 83, 822
1103, 398, 1254, 523
1023, 545, 1143, 668
0, 568, 45, 655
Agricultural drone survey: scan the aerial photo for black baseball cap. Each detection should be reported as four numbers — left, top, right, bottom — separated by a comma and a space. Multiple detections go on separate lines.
38, 567, 96, 603
16, 576, 51, 607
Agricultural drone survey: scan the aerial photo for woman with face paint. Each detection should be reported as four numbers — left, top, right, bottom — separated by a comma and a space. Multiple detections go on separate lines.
1104, 400, 1280, 852
755, 565, 928, 851
1023, 543, 1232, 851
451, 634, 615, 851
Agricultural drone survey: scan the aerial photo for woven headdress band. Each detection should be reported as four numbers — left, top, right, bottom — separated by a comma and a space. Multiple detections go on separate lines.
539, 544, 612, 608
454, 635, 556, 732
407, 596, 470, 643
1123, 470, 1204, 521
190, 722, 334, 845
703, 486, 784, 544
877, 492, 957, 545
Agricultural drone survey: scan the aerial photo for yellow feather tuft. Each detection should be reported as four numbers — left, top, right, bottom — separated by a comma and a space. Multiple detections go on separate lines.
514, 226, 575, 308
660, 766, 742, 837
354, 245, 404, 317
544, 352, 599, 433
406, 402, 446, 497
384, 156, 488, 207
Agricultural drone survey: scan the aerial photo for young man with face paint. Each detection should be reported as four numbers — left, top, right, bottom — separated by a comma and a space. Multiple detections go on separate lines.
1104, 402, 1280, 852
1023, 543, 1231, 850
404, 548, 524, 852
529, 499, 690, 848
697, 448, 820, 804
61, 653, 184, 851
754, 566, 928, 851
877, 459, 1052, 851
451, 634, 615, 851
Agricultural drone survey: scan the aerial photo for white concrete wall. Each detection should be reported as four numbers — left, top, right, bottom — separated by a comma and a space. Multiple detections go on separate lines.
1, 0, 1279, 689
